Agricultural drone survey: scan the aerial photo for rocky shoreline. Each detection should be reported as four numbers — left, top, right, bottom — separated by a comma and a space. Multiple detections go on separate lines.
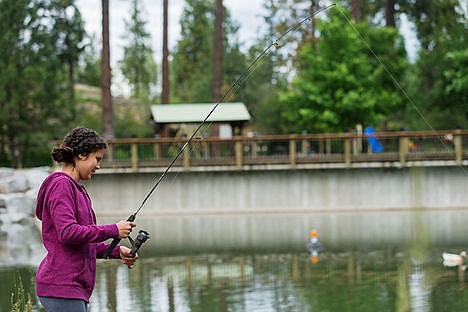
0, 167, 50, 265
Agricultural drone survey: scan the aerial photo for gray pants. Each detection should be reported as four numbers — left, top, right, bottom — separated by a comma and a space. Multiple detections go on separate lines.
38, 296, 88, 312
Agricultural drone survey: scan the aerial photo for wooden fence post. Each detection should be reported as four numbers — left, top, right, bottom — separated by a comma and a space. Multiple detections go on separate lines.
131, 143, 138, 170
183, 147, 190, 168
454, 129, 462, 165
290, 138, 296, 167
235, 140, 243, 167
344, 138, 351, 167
153, 143, 161, 160
399, 137, 408, 167
106, 142, 114, 162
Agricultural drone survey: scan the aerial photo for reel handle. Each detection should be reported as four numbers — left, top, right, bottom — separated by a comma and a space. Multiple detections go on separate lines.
103, 214, 136, 259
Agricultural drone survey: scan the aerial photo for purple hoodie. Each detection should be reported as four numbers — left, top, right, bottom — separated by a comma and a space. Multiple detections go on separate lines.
36, 172, 121, 302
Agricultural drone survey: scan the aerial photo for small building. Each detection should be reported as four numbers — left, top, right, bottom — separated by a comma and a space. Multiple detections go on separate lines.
150, 102, 251, 138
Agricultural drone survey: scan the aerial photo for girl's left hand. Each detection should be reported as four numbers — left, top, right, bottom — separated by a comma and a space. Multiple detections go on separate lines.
119, 246, 139, 269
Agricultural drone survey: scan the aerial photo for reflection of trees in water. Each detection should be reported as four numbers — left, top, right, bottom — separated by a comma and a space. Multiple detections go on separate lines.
90, 250, 467, 312
2, 249, 467, 311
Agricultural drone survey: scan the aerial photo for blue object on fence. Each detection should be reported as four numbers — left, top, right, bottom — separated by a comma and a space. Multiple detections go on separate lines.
364, 127, 383, 153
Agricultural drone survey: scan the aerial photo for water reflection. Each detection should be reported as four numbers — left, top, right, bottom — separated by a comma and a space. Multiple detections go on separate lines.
409, 265, 431, 312
88, 249, 467, 312
1, 248, 468, 311
306, 229, 322, 264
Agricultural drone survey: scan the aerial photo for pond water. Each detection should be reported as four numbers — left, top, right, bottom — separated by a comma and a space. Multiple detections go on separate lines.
1, 245, 467, 312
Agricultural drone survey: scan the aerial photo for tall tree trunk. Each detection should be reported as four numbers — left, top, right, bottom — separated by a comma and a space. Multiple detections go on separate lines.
309, 1, 319, 47
212, 0, 223, 141
161, 0, 170, 105
385, 0, 396, 27
351, 0, 361, 22
101, 0, 114, 139
213, 0, 223, 103
68, 59, 76, 102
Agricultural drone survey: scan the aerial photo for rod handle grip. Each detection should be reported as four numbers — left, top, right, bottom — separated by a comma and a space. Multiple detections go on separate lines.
103, 214, 136, 259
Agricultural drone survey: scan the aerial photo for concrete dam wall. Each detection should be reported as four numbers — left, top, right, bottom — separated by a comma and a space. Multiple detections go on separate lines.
84, 166, 468, 254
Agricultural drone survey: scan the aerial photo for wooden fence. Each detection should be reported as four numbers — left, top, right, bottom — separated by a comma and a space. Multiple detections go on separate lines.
101, 129, 468, 170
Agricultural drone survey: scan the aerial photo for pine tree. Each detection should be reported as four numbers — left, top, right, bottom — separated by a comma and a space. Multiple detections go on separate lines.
120, 0, 157, 101
0, 0, 83, 167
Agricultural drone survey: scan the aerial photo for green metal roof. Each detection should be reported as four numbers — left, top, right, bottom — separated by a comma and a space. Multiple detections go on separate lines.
150, 102, 251, 123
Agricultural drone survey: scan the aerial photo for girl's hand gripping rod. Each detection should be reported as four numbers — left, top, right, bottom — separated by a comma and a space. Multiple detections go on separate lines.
102, 3, 335, 260
102, 214, 136, 259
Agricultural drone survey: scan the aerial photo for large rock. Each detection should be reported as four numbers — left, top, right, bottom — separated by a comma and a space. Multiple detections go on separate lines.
0, 171, 29, 193
0, 167, 49, 194
24, 167, 50, 191
0, 167, 49, 220
0, 168, 14, 179
0, 193, 35, 220
0, 167, 49, 265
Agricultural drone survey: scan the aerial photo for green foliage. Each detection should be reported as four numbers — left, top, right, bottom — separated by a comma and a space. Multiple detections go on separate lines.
10, 271, 33, 312
171, 0, 216, 102
119, 0, 157, 101
74, 86, 153, 139
171, 0, 246, 103
77, 39, 101, 87
402, 0, 467, 130
258, 0, 467, 133
48, 1, 86, 92
0, 0, 465, 165
404, 0, 464, 51
429, 49, 468, 129
114, 100, 153, 138
0, 0, 84, 168
74, 100, 103, 134
280, 8, 408, 133
236, 38, 288, 134
441, 50, 468, 109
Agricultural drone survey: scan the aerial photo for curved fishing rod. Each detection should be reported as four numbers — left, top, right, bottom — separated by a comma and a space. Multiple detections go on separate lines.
103, 3, 336, 259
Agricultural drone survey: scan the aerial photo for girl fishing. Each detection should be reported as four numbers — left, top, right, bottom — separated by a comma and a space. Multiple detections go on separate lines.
35, 127, 138, 312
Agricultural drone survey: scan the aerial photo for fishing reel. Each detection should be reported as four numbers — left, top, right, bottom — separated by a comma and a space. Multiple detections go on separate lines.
128, 229, 150, 257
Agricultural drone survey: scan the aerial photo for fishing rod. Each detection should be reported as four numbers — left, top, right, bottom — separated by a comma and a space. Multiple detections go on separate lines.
103, 3, 336, 259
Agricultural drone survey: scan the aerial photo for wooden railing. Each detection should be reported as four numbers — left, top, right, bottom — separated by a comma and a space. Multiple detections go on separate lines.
102, 130, 468, 170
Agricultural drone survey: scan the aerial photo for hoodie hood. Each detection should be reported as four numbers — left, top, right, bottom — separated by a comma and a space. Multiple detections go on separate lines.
36, 171, 82, 220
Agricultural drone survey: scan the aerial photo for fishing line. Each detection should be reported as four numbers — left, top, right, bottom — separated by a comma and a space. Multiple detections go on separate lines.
103, 3, 337, 258
335, 5, 466, 172
134, 2, 336, 216
337, 5, 468, 259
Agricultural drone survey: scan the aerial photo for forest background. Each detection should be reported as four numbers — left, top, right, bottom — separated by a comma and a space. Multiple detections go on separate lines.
0, 0, 466, 168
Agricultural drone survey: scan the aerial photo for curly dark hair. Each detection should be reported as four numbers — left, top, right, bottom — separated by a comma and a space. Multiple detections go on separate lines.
51, 127, 107, 164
